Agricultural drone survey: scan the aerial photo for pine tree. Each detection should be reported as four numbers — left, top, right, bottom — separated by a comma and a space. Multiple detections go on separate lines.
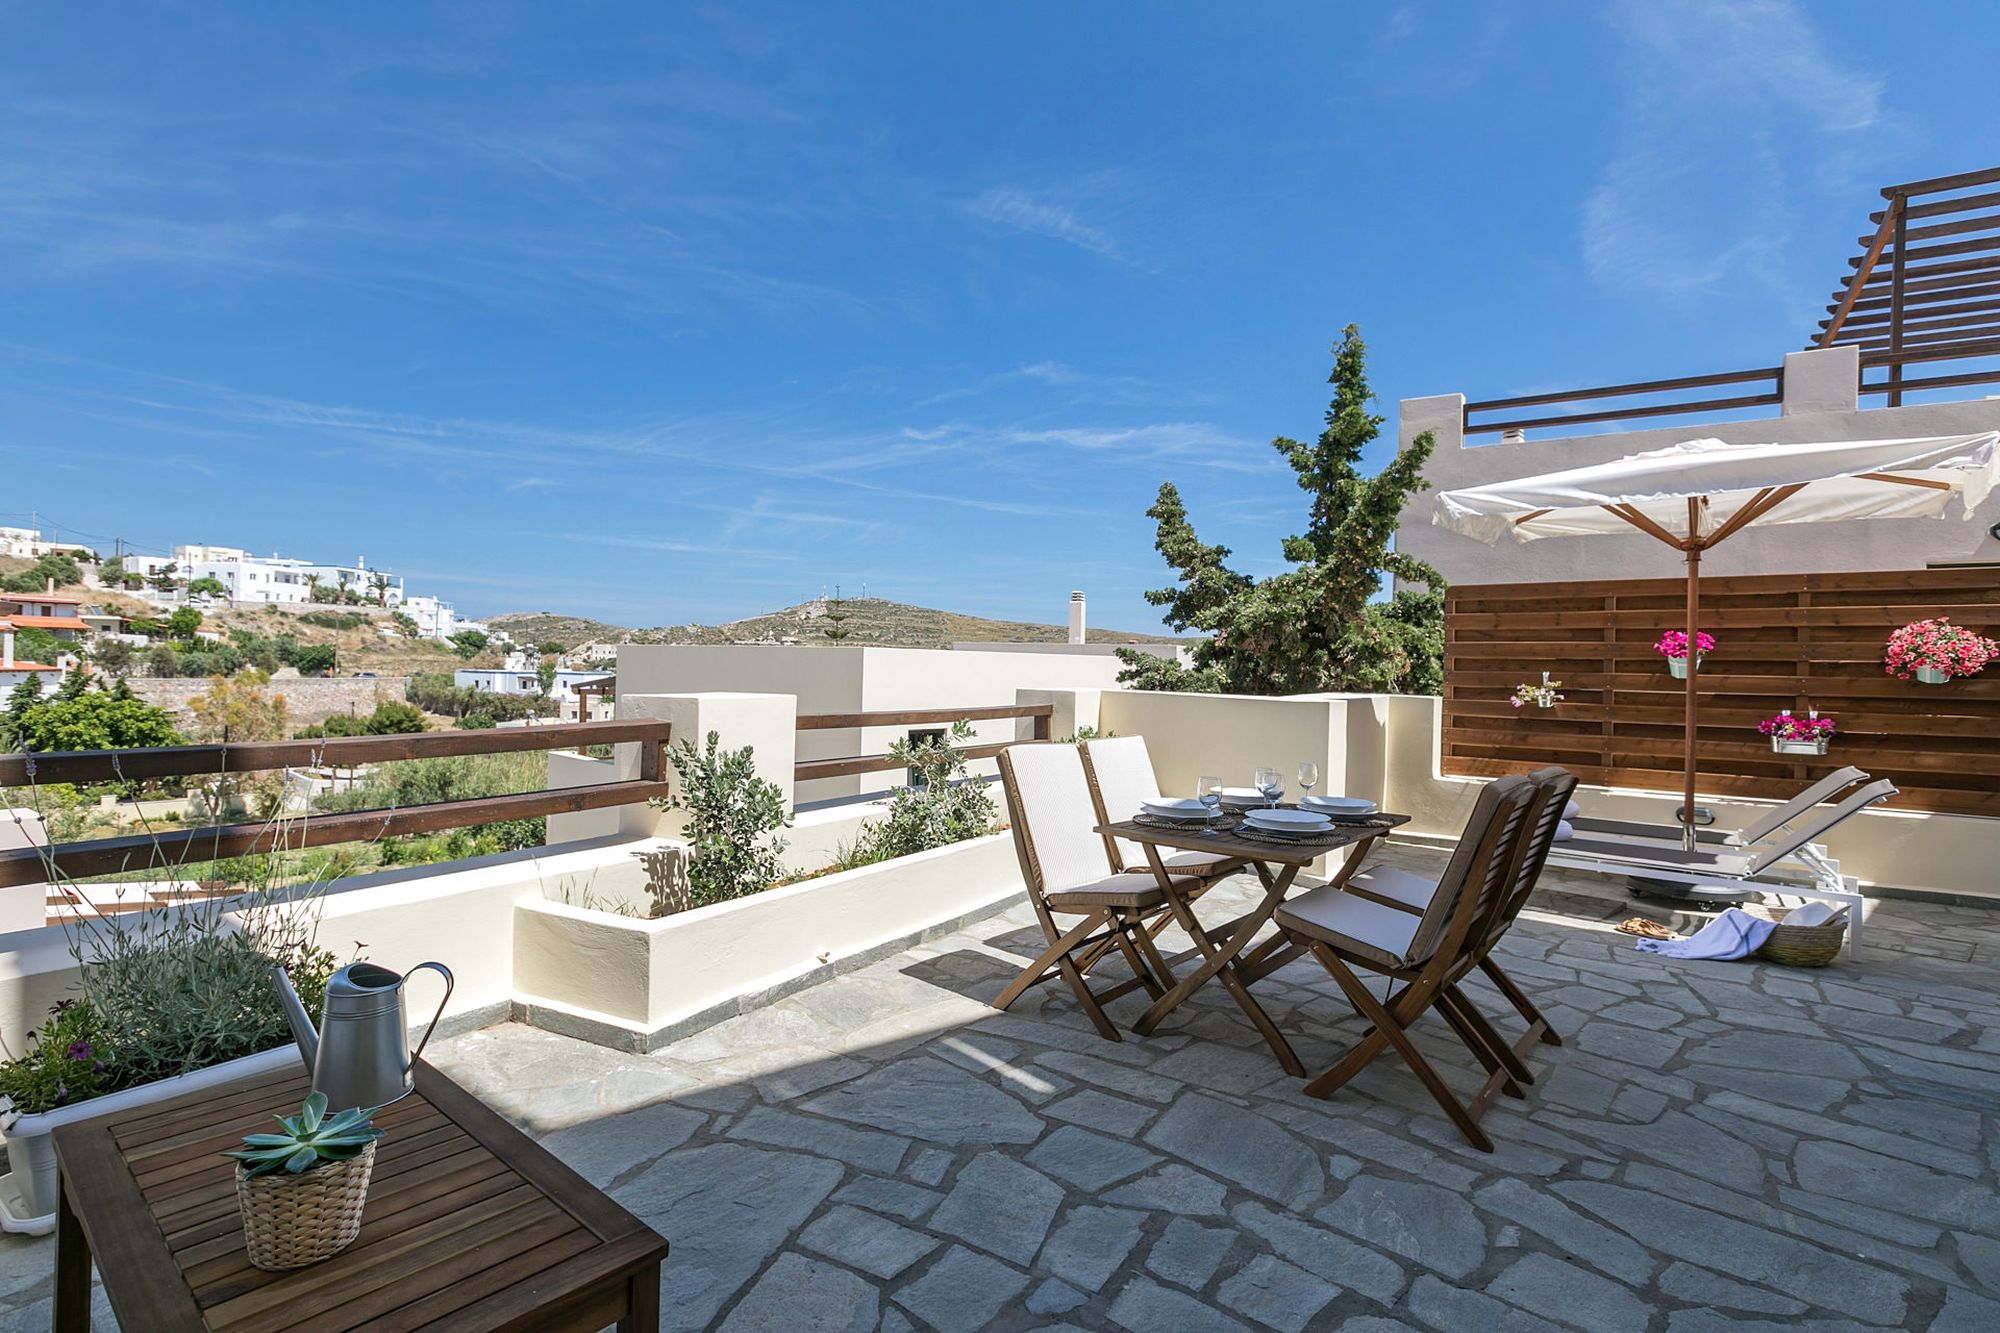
1117, 325, 1445, 695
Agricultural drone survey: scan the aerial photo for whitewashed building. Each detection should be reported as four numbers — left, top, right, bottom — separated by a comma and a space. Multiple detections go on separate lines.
399, 594, 458, 640
455, 653, 611, 706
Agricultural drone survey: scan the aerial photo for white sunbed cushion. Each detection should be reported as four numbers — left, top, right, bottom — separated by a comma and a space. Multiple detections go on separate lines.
1275, 885, 1421, 969
1555, 819, 1575, 842
1564, 799, 1580, 821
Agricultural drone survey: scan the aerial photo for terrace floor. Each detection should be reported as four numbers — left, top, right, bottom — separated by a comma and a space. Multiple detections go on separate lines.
3, 849, 1997, 1331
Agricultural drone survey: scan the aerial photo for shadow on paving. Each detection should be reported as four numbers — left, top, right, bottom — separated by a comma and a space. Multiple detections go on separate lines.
3, 854, 1995, 1332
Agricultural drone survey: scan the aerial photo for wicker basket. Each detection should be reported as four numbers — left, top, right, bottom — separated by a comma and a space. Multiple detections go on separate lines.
235, 1142, 376, 1271
1742, 904, 1847, 968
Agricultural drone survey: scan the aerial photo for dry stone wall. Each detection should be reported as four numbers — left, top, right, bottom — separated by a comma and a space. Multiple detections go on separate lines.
125, 674, 411, 730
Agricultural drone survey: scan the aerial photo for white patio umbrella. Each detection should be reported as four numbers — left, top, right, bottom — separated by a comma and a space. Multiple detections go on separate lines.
1432, 431, 2000, 848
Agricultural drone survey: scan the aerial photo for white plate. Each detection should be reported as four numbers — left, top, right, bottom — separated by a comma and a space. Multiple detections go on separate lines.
1217, 787, 1267, 806
1302, 796, 1377, 817
1143, 798, 1210, 817
1244, 808, 1333, 831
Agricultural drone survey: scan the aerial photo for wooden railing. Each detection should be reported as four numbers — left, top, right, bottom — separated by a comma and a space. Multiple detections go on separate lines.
793, 704, 1052, 783
0, 719, 673, 889
1462, 367, 1784, 438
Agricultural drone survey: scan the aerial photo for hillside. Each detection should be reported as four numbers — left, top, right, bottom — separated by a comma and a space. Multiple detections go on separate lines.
490, 598, 1180, 651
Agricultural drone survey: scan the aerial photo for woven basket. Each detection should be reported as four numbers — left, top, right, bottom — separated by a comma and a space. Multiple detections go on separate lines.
235, 1142, 376, 1271
1742, 904, 1847, 968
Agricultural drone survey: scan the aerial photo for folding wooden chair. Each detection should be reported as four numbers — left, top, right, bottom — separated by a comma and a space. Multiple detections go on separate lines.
1271, 775, 1538, 1151
1080, 735, 1247, 947
991, 743, 1179, 1041
1343, 767, 1579, 1077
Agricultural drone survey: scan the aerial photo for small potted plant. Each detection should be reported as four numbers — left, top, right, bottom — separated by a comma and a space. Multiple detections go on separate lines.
1884, 616, 1999, 685
1510, 672, 1564, 709
1758, 709, 1836, 756
227, 1091, 383, 1271
1655, 630, 1715, 679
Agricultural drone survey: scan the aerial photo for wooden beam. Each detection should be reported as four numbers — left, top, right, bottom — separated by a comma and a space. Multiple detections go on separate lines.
1599, 504, 1686, 550
1854, 471, 1954, 491
0, 720, 672, 788
1883, 165, 2000, 197
795, 741, 1014, 783
0, 781, 674, 890
795, 704, 1055, 731
1823, 196, 1901, 346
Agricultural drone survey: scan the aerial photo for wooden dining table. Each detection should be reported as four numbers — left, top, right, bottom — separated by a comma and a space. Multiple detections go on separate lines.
1099, 809, 1409, 1076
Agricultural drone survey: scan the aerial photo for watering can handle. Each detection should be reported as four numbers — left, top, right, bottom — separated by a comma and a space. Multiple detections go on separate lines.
406, 961, 456, 1066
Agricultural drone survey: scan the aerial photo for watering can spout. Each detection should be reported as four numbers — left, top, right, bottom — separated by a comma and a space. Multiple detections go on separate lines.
271, 964, 319, 1071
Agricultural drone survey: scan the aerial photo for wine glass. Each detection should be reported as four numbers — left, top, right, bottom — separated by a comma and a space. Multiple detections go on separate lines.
1196, 775, 1222, 819
1297, 761, 1319, 804
1254, 767, 1284, 808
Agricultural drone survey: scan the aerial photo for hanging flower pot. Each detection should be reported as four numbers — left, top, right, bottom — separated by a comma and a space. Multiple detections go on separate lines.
1759, 709, 1835, 756
1884, 616, 1998, 684
1510, 672, 1563, 710
1656, 630, 1714, 679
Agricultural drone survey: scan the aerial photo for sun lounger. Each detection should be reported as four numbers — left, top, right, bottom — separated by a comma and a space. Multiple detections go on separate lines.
1569, 766, 1871, 851
1549, 777, 1896, 957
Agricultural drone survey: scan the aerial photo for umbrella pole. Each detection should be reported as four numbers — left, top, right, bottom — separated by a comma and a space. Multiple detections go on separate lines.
1683, 515, 1702, 852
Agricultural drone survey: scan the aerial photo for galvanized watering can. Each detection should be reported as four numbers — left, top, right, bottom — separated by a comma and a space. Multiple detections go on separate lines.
273, 960, 454, 1112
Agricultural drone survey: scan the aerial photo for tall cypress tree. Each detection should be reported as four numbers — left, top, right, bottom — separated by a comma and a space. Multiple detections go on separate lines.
1117, 324, 1445, 695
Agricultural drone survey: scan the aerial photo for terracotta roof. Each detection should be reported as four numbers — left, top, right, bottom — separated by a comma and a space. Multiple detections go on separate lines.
0, 591, 84, 605
0, 662, 61, 672
1, 615, 84, 630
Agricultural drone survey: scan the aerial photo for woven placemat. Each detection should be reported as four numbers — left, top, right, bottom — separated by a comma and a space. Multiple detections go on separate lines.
1133, 812, 1226, 830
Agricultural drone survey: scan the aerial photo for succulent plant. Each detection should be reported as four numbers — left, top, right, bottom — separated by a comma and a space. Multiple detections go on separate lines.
227, 1091, 383, 1178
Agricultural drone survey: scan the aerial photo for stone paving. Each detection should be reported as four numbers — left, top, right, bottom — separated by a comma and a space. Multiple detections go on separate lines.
1, 849, 1996, 1331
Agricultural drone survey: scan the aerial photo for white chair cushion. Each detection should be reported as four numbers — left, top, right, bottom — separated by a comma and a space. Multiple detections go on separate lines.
1004, 744, 1116, 892
1159, 849, 1232, 876
1045, 872, 1171, 912
1275, 886, 1421, 970
1346, 865, 1438, 912
1082, 736, 1167, 871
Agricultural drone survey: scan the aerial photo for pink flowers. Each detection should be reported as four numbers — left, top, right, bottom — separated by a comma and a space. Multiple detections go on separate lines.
1655, 630, 1716, 660
1883, 617, 1999, 681
1758, 711, 1837, 742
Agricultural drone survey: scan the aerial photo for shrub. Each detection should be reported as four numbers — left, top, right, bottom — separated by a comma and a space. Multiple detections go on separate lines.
654, 731, 790, 910
840, 721, 998, 866
290, 644, 338, 675
298, 610, 367, 631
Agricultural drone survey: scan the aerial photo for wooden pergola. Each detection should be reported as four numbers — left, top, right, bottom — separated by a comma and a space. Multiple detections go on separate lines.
1820, 165, 2000, 405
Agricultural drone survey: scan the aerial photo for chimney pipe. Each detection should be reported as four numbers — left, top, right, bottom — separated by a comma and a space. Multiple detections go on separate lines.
3, 628, 14, 669
1068, 591, 1086, 645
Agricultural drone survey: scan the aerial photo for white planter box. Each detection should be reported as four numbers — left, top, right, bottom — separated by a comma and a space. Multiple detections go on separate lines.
1, 1045, 301, 1232
513, 832, 1024, 1047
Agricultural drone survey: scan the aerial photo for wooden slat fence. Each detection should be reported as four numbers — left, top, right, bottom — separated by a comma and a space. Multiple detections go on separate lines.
1442, 567, 2000, 817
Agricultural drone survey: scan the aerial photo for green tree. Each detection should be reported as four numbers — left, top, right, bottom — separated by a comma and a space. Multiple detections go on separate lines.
389, 611, 419, 638
448, 629, 488, 659
188, 669, 288, 742
165, 607, 203, 640
98, 556, 127, 586
654, 731, 790, 909
290, 644, 337, 676
5, 677, 181, 751
144, 643, 181, 677
10, 626, 63, 666
187, 576, 228, 599
0, 553, 85, 593
535, 659, 557, 698
823, 592, 852, 642
89, 638, 137, 676
1116, 324, 1445, 696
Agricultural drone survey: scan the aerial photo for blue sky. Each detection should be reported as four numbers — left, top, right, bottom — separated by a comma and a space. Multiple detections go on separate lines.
3, 2, 1994, 629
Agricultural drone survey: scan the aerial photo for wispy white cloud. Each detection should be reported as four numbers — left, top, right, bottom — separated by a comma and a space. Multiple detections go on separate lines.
1583, 0, 1888, 299
966, 186, 1131, 264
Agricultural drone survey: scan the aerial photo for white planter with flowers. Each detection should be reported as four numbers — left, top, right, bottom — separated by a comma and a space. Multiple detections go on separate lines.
1, 1045, 300, 1233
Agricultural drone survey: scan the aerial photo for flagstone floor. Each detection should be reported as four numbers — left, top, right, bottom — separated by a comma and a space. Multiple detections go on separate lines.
1, 850, 1996, 1331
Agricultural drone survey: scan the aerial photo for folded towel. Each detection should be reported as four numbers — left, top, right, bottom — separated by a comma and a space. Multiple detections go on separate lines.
1554, 819, 1575, 842
1563, 799, 1581, 820
1632, 907, 1775, 961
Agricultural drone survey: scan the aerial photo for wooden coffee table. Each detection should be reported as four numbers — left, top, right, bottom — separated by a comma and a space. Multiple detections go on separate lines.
52, 1061, 667, 1331
1100, 811, 1409, 1075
